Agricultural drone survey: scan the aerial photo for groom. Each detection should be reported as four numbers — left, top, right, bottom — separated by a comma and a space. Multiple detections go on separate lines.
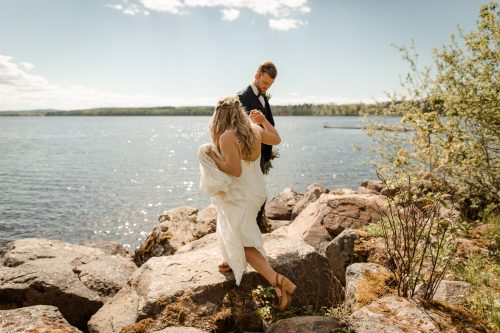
238, 61, 277, 232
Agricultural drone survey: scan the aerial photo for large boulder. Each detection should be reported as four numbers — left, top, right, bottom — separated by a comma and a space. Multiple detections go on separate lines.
456, 238, 489, 258
349, 295, 489, 333
322, 229, 359, 285
435, 281, 472, 307
345, 263, 392, 310
265, 188, 303, 220
152, 328, 208, 333
88, 234, 342, 333
353, 236, 390, 267
360, 180, 383, 193
0, 305, 82, 333
275, 193, 387, 250
291, 183, 329, 220
134, 206, 217, 266
81, 240, 135, 260
0, 238, 137, 331
265, 316, 347, 333
419, 280, 471, 307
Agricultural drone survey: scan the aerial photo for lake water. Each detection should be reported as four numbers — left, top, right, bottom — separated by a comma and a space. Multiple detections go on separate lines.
0, 116, 389, 249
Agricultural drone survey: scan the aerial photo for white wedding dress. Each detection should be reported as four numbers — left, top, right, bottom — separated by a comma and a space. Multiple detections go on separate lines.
198, 144, 267, 285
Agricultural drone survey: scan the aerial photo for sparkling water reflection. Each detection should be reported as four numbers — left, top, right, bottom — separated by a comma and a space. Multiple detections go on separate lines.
0, 116, 396, 248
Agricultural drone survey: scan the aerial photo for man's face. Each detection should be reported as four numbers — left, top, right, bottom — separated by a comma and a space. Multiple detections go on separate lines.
254, 72, 275, 94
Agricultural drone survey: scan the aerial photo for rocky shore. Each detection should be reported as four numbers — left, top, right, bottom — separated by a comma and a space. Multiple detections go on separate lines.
0, 181, 493, 332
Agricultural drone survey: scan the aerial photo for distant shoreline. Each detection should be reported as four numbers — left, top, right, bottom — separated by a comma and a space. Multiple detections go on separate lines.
0, 103, 397, 117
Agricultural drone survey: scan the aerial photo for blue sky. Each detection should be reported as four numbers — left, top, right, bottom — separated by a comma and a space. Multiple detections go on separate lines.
0, 0, 490, 110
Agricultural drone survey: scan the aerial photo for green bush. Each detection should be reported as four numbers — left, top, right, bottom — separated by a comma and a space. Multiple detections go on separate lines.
367, 2, 499, 219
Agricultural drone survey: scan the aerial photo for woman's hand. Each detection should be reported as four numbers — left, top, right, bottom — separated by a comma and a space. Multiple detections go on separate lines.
249, 109, 265, 125
207, 146, 217, 161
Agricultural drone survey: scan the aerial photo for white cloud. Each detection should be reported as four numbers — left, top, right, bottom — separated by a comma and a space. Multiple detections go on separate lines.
268, 18, 305, 31
107, 0, 310, 30
183, 0, 310, 18
20, 62, 34, 70
123, 5, 142, 15
106, 3, 123, 11
0, 55, 216, 111
221, 8, 239, 21
107, 3, 144, 15
140, 0, 185, 14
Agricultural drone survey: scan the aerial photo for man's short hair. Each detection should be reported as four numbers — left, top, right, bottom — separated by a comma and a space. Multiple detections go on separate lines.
257, 61, 277, 79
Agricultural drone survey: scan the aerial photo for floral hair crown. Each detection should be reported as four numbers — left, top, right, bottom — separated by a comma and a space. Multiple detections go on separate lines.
217, 96, 241, 110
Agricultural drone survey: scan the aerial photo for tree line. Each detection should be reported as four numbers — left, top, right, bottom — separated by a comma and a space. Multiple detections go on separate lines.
0, 102, 393, 117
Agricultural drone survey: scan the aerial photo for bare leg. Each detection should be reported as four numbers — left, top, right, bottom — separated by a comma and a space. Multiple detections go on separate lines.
244, 246, 296, 311
244, 247, 276, 284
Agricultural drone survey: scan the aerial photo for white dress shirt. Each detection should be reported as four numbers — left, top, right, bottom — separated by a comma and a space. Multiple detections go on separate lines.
250, 82, 266, 108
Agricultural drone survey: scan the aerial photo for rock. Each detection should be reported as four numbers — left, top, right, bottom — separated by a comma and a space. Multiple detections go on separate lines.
268, 219, 293, 232
470, 223, 495, 238
381, 187, 397, 197
322, 229, 359, 285
134, 206, 217, 266
0, 238, 137, 331
273, 197, 332, 250
0, 305, 82, 333
152, 327, 208, 333
349, 295, 489, 333
265, 316, 347, 333
438, 204, 460, 223
329, 188, 357, 195
355, 229, 370, 239
345, 263, 392, 310
81, 240, 134, 260
357, 186, 380, 195
274, 193, 387, 250
360, 180, 382, 193
175, 233, 218, 254
353, 236, 390, 267
291, 183, 329, 220
456, 238, 489, 258
432, 280, 471, 307
265, 188, 303, 220
88, 234, 342, 333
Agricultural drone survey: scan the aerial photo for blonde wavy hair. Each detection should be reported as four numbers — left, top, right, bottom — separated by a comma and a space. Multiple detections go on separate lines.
209, 96, 256, 159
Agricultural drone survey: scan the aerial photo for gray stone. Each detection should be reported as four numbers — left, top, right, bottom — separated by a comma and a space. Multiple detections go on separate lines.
266, 188, 303, 220
345, 262, 391, 310
267, 219, 292, 232
134, 206, 217, 266
265, 316, 347, 333
175, 233, 218, 254
322, 229, 359, 285
432, 280, 471, 307
360, 180, 383, 193
81, 240, 134, 260
349, 295, 488, 333
153, 328, 208, 333
0, 238, 137, 331
274, 192, 387, 250
353, 236, 391, 267
0, 304, 82, 333
88, 234, 342, 333
291, 183, 329, 220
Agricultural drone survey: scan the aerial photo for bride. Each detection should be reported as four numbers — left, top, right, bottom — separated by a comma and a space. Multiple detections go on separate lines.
205, 96, 296, 311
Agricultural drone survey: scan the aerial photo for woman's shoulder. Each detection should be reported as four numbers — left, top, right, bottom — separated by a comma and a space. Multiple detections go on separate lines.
220, 130, 238, 143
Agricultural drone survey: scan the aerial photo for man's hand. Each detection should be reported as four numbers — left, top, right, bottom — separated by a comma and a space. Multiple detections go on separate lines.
249, 109, 265, 125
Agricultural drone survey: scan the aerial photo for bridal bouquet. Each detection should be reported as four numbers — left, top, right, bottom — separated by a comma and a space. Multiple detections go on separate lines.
262, 147, 279, 175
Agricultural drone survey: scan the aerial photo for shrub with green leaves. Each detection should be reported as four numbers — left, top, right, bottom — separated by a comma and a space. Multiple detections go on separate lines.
367, 2, 499, 219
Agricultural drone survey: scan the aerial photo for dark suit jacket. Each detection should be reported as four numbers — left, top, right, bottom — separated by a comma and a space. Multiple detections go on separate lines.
238, 85, 275, 171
